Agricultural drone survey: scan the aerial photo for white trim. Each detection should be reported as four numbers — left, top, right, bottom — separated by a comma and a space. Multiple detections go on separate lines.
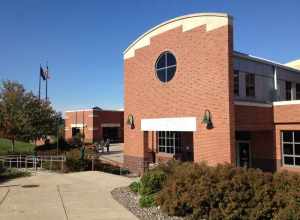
64, 128, 70, 131
70, 123, 86, 128
234, 101, 272, 108
141, 117, 197, 131
273, 100, 300, 106
101, 123, 120, 128
65, 109, 94, 113
88, 114, 98, 118
88, 127, 98, 131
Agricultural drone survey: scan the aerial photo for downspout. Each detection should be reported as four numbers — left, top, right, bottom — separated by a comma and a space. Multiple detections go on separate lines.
273, 65, 278, 101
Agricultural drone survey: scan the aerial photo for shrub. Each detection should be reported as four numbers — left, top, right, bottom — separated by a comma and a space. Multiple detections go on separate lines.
139, 194, 156, 208
140, 169, 166, 196
153, 162, 300, 219
65, 157, 88, 172
129, 181, 140, 193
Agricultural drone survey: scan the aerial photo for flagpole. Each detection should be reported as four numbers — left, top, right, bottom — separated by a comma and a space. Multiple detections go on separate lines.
46, 77, 48, 101
45, 64, 48, 101
39, 65, 41, 100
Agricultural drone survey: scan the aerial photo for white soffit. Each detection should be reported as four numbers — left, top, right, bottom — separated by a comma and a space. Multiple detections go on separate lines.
141, 117, 197, 131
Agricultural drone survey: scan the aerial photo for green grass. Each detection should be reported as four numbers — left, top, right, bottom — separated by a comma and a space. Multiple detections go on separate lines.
0, 138, 35, 155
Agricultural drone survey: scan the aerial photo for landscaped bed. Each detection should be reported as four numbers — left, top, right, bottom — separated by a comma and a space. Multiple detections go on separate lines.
113, 161, 300, 220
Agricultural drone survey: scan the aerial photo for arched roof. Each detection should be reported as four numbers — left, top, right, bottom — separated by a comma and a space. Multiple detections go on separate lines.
123, 13, 232, 59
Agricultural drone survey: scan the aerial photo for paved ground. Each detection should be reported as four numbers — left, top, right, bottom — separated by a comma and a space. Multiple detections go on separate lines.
99, 143, 123, 164
0, 171, 138, 220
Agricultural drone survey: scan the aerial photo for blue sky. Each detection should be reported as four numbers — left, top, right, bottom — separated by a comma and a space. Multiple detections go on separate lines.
0, 0, 299, 113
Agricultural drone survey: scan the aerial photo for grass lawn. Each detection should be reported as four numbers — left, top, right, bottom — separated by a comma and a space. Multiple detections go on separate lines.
0, 138, 35, 155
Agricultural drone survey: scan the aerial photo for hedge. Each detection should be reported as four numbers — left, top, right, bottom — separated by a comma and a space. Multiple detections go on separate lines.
136, 161, 300, 219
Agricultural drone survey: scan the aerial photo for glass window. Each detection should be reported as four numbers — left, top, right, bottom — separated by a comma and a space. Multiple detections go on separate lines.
234, 70, 239, 96
296, 84, 300, 100
281, 131, 300, 167
286, 81, 292, 100
157, 131, 181, 154
155, 52, 176, 83
245, 73, 255, 97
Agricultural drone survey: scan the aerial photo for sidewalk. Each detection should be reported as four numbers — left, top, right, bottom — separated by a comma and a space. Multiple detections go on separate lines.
0, 171, 138, 220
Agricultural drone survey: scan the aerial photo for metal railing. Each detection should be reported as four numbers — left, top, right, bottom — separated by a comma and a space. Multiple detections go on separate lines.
0, 154, 66, 172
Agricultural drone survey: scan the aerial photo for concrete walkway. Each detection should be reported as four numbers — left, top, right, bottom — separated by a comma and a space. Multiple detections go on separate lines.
0, 171, 138, 220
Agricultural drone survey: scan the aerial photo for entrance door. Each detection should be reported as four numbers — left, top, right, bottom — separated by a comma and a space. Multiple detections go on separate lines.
237, 142, 251, 168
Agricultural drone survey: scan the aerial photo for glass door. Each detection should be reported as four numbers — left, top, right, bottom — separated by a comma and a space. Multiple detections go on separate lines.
237, 142, 251, 168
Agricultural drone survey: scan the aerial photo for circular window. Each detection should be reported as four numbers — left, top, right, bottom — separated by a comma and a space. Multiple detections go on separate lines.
155, 51, 176, 83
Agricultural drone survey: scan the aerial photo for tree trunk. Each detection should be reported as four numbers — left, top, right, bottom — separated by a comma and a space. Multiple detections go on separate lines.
11, 137, 15, 152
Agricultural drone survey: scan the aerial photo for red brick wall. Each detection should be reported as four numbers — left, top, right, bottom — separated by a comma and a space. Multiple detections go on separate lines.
274, 104, 300, 123
64, 110, 94, 143
273, 105, 300, 172
251, 131, 276, 171
124, 22, 235, 172
65, 110, 124, 143
93, 110, 124, 142
235, 105, 274, 131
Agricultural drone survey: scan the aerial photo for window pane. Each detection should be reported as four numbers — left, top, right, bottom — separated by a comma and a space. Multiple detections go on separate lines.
282, 131, 293, 142
166, 67, 176, 81
159, 147, 165, 152
245, 73, 255, 97
157, 69, 166, 82
294, 131, 300, 143
286, 81, 292, 100
167, 52, 176, 66
296, 84, 300, 100
156, 54, 166, 69
283, 144, 294, 155
295, 144, 300, 155
284, 156, 294, 165
234, 70, 239, 96
295, 157, 300, 166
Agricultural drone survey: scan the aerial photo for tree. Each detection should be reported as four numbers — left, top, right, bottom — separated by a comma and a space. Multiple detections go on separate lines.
0, 80, 62, 151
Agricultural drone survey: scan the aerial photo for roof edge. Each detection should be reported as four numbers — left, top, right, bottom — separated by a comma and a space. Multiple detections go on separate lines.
124, 13, 232, 59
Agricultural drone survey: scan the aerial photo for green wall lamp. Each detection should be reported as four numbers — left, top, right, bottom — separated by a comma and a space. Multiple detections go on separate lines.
127, 114, 135, 129
202, 109, 213, 129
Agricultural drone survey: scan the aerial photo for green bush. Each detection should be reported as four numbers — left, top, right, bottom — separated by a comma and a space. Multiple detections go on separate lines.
65, 157, 88, 172
140, 169, 166, 196
129, 181, 140, 193
139, 194, 156, 208
153, 162, 300, 219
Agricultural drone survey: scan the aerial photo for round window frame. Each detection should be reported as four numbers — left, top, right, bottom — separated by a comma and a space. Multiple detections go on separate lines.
155, 51, 177, 83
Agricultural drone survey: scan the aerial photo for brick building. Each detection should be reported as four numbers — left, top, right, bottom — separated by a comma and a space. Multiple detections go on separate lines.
123, 13, 300, 174
64, 107, 124, 143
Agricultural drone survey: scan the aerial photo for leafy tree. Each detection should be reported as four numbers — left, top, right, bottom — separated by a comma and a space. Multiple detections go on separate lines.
0, 80, 62, 151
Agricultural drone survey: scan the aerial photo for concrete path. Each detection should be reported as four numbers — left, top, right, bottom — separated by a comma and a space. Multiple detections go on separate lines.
0, 171, 138, 220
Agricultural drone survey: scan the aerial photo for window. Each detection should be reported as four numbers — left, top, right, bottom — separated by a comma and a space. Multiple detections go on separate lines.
281, 131, 300, 167
286, 81, 292, 100
234, 70, 239, 96
155, 51, 176, 83
296, 83, 300, 100
72, 127, 80, 137
245, 73, 255, 97
157, 131, 181, 154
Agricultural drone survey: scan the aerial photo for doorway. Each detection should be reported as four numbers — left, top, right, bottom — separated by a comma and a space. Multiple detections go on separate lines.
236, 141, 251, 168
